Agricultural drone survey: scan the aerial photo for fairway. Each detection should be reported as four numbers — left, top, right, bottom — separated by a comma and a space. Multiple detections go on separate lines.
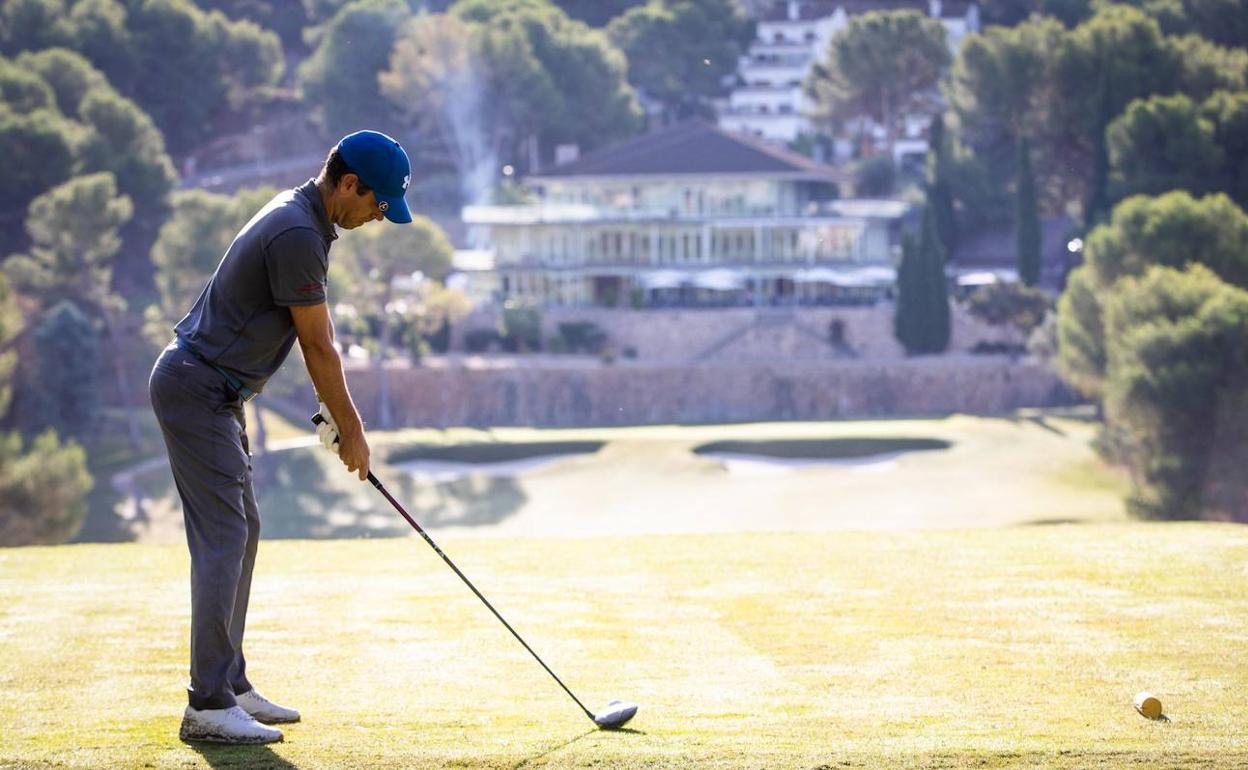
3, 524, 1248, 769
116, 413, 1129, 543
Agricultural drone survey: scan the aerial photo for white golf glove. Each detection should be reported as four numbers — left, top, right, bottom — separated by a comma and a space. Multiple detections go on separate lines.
316, 400, 341, 453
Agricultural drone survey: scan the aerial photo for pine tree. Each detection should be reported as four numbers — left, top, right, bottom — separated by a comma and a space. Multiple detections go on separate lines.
1017, 137, 1042, 286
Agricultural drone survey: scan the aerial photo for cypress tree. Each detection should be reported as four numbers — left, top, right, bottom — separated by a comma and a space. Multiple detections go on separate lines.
1017, 137, 1041, 286
895, 232, 922, 352
1084, 69, 1113, 228
894, 205, 951, 354
927, 113, 957, 257
32, 301, 99, 438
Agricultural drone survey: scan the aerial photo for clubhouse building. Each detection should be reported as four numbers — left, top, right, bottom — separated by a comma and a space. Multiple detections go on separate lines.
460, 121, 909, 309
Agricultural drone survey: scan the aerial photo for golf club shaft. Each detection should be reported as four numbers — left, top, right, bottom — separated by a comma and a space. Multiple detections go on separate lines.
311, 414, 595, 720
364, 471, 596, 721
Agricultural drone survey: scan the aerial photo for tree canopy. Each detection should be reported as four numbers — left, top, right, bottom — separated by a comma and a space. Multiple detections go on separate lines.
331, 216, 457, 427
143, 186, 276, 344
1103, 263, 1248, 519
607, 0, 752, 123
0, 0, 284, 153
807, 10, 949, 157
452, 0, 642, 157
0, 272, 92, 547
1056, 191, 1248, 397
3, 173, 134, 310
299, 0, 412, 140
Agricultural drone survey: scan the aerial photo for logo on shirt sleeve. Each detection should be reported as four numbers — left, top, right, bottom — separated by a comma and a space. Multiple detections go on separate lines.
297, 280, 325, 295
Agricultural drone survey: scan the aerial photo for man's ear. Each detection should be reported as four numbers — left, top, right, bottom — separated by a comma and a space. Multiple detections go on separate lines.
339, 173, 359, 193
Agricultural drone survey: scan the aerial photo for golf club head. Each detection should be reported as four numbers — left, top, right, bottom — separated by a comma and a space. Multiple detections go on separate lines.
593, 700, 638, 729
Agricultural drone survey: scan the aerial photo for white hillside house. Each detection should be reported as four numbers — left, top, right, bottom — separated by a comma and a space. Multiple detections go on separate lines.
719, 0, 981, 153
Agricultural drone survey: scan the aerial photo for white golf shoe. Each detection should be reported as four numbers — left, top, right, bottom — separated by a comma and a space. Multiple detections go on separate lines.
179, 705, 283, 744
236, 688, 301, 724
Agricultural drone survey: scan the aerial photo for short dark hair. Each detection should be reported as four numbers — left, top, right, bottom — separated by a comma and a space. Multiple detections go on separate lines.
321, 146, 372, 195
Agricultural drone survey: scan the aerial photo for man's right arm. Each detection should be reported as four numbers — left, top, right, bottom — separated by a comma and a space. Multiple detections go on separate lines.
290, 302, 370, 480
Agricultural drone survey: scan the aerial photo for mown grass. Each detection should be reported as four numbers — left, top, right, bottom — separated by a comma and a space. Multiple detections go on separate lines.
2, 523, 1247, 769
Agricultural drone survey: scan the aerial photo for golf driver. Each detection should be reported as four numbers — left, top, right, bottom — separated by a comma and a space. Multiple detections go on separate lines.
311, 414, 638, 730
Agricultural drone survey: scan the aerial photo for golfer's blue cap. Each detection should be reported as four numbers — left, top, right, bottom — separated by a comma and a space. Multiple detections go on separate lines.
337, 130, 413, 224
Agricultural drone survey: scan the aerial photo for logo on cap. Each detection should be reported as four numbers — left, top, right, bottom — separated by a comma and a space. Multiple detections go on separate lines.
402, 174, 410, 191
379, 201, 389, 212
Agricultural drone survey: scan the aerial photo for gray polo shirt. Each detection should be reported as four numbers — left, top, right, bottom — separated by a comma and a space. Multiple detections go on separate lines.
174, 180, 336, 393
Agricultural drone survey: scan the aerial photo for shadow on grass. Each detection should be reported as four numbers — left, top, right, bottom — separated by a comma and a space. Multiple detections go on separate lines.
388, 441, 604, 464
76, 444, 533, 542
1021, 517, 1086, 526
253, 450, 529, 539
188, 742, 299, 769
1009, 412, 1069, 437
510, 728, 599, 770
510, 725, 646, 769
692, 437, 952, 460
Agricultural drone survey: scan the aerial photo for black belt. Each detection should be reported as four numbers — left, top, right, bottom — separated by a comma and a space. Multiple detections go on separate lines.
174, 337, 257, 401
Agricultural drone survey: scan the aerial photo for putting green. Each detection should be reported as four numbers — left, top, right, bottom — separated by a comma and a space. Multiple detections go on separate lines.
2, 523, 1247, 768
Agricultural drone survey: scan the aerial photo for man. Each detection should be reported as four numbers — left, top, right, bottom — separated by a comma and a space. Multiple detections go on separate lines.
149, 130, 413, 745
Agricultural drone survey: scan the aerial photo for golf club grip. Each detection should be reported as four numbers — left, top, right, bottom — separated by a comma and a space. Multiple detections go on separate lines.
307, 413, 596, 721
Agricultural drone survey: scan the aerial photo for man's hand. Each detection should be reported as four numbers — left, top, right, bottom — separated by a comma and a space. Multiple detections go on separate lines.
315, 400, 340, 451
337, 424, 371, 481
312, 408, 370, 481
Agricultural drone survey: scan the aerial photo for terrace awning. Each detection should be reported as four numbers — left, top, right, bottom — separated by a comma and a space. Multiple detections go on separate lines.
639, 269, 685, 289
793, 265, 896, 286
693, 268, 746, 291
956, 269, 1018, 287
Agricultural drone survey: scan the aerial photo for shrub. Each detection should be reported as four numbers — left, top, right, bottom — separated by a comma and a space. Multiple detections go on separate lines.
557, 321, 609, 354
464, 328, 499, 353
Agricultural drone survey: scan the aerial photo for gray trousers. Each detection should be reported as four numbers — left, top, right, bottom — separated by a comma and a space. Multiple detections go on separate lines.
149, 345, 258, 710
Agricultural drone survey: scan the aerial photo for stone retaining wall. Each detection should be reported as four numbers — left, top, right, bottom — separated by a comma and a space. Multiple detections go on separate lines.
347, 356, 1075, 428
456, 304, 1016, 362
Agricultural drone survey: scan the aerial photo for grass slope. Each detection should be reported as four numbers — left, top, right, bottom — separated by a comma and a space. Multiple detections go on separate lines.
2, 524, 1247, 769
